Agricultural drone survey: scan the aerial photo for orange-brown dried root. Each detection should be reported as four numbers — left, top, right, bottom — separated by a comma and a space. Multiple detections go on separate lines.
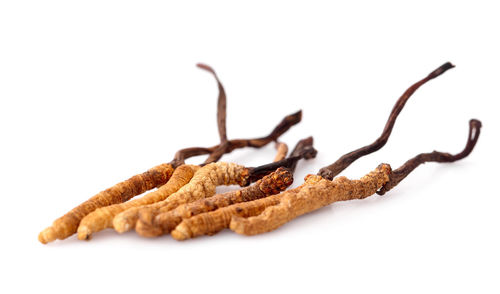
139, 167, 293, 237
230, 164, 392, 236
38, 163, 174, 244
171, 194, 281, 240
134, 162, 250, 237
77, 165, 198, 240
170, 164, 391, 240
170, 177, 316, 240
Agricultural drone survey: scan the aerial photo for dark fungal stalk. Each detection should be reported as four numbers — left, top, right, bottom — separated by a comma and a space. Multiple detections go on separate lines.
377, 119, 482, 195
175, 62, 482, 239
248, 136, 317, 183
197, 63, 228, 144
226, 115, 481, 237
170, 110, 302, 169
318, 62, 455, 180
169, 63, 302, 169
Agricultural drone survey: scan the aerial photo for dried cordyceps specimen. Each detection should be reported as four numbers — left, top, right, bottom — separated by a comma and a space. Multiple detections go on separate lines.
229, 165, 391, 236
139, 167, 293, 237
377, 119, 482, 195
38, 163, 174, 244
77, 165, 199, 240
230, 119, 481, 235
39, 63, 302, 244
170, 64, 302, 168
172, 192, 283, 240
40, 61, 481, 244
168, 137, 316, 240
113, 143, 292, 233
318, 62, 455, 180
168, 63, 482, 240
169, 109, 301, 168
113, 138, 301, 235
132, 162, 250, 234
172, 166, 389, 240
137, 137, 316, 237
246, 136, 317, 183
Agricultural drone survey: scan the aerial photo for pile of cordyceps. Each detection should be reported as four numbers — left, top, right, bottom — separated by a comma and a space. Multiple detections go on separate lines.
39, 62, 481, 244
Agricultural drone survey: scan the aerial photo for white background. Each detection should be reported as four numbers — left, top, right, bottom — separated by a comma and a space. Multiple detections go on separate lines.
1, 1, 499, 293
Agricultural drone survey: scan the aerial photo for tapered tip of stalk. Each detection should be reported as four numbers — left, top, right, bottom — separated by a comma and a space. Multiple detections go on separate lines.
429, 62, 455, 78
297, 136, 313, 148
287, 110, 303, 124
196, 63, 216, 75
470, 119, 482, 129
468, 119, 482, 145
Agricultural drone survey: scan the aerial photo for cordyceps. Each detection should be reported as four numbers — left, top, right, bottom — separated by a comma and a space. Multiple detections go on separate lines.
39, 63, 303, 243
38, 163, 175, 244
135, 137, 316, 237
138, 167, 293, 237
229, 119, 481, 236
169, 62, 482, 240
125, 162, 250, 237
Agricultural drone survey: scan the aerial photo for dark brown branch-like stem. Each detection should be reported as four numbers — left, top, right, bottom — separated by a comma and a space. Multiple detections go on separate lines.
248, 136, 317, 182
203, 110, 302, 164
170, 110, 302, 168
167, 63, 302, 169
377, 119, 481, 195
318, 62, 455, 180
197, 63, 227, 144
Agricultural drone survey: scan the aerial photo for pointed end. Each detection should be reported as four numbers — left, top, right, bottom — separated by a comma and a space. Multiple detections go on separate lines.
429, 62, 455, 78
196, 63, 216, 75
288, 110, 303, 124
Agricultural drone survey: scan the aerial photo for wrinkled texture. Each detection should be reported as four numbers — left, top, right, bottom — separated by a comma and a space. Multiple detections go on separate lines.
135, 162, 249, 236
171, 164, 391, 240
38, 163, 174, 244
140, 168, 293, 237
77, 165, 198, 239
231, 164, 391, 235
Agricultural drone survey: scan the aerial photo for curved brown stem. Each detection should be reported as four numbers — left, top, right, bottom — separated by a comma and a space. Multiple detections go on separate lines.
197, 63, 227, 144
377, 119, 482, 195
170, 110, 302, 168
167, 64, 302, 168
202, 110, 302, 164
248, 136, 317, 182
318, 62, 455, 180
